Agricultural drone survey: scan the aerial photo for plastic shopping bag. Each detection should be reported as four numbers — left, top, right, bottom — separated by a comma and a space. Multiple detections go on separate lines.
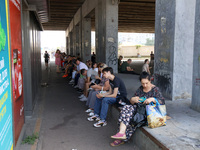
146, 99, 166, 128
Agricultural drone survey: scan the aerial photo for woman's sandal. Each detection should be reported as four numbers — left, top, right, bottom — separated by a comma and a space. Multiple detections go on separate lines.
110, 140, 125, 147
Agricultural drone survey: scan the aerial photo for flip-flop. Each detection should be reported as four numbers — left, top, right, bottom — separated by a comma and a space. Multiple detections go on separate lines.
110, 140, 125, 147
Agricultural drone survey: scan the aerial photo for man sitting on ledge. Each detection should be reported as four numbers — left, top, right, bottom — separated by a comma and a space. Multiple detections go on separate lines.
120, 59, 139, 75
87, 67, 127, 127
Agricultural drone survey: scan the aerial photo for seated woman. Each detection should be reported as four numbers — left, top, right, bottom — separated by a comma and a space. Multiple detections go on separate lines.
85, 63, 110, 115
110, 71, 165, 146
79, 62, 99, 101
142, 59, 151, 75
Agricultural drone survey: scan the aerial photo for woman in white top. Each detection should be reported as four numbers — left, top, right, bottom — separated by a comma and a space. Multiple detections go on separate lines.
142, 59, 151, 75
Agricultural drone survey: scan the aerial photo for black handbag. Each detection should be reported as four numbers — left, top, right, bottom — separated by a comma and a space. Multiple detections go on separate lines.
130, 103, 147, 128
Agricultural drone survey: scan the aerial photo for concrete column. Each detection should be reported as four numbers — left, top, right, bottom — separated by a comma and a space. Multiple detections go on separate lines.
95, 0, 103, 63
66, 36, 70, 54
82, 17, 91, 62
101, 0, 118, 73
154, 0, 195, 100
75, 25, 80, 56
73, 28, 76, 55
79, 22, 82, 58
191, 0, 200, 112
69, 32, 73, 55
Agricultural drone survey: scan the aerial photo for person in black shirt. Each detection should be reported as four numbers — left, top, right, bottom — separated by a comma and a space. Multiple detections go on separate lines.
44, 51, 50, 69
118, 55, 123, 72
88, 67, 127, 127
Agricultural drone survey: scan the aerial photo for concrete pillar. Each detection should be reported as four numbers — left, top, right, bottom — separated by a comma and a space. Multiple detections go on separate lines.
79, 22, 82, 58
191, 0, 200, 112
75, 25, 80, 56
73, 28, 76, 55
101, 0, 118, 73
69, 32, 73, 55
82, 17, 91, 62
95, 0, 103, 63
66, 36, 69, 54
154, 0, 195, 100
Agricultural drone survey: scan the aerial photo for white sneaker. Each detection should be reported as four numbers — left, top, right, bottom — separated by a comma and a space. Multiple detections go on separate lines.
69, 79, 74, 83
88, 112, 94, 116
93, 120, 107, 127
87, 87, 93, 91
85, 108, 93, 113
80, 96, 88, 101
79, 94, 85, 99
74, 85, 79, 88
69, 80, 74, 84
87, 116, 100, 122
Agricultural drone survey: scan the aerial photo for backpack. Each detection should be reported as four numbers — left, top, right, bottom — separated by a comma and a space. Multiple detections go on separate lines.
45, 53, 49, 59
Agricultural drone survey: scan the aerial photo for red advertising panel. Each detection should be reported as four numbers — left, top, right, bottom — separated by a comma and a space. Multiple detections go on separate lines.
9, 0, 24, 145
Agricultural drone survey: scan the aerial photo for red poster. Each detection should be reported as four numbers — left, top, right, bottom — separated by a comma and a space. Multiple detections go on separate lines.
9, 0, 24, 145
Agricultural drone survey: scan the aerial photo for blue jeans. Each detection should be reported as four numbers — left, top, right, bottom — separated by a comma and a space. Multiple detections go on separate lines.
74, 73, 80, 85
94, 97, 117, 121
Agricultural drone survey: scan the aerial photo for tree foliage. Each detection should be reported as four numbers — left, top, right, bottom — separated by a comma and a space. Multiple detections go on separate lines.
145, 38, 154, 46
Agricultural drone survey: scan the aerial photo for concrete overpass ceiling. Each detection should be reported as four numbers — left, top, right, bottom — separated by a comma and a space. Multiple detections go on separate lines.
27, 0, 49, 23
30, 0, 155, 32
42, 0, 85, 30
119, 0, 155, 33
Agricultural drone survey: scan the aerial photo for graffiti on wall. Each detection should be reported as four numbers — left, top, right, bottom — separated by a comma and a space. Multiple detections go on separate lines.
108, 37, 117, 67
196, 78, 200, 86
154, 73, 172, 97
154, 56, 172, 98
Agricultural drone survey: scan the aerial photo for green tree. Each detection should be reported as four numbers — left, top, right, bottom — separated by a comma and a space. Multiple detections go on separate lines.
135, 45, 141, 49
145, 38, 154, 46
0, 22, 6, 52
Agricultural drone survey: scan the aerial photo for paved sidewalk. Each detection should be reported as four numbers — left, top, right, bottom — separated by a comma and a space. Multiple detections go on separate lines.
19, 62, 139, 150
19, 61, 200, 150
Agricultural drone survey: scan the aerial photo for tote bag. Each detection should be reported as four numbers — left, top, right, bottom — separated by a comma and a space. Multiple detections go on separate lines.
146, 99, 166, 128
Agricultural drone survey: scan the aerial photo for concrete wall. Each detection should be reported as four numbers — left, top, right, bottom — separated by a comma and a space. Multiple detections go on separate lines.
191, 0, 200, 112
172, 0, 195, 100
119, 46, 154, 57
154, 0, 195, 100
154, 0, 175, 99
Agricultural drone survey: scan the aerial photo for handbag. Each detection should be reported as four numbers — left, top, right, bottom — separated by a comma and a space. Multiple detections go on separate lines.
130, 103, 147, 128
146, 98, 166, 128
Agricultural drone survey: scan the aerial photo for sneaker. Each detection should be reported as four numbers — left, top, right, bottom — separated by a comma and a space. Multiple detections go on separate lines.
88, 112, 94, 116
74, 85, 79, 89
85, 108, 93, 113
80, 96, 88, 101
87, 116, 100, 122
79, 94, 85, 99
62, 74, 68, 78
69, 80, 74, 84
87, 87, 93, 91
69, 79, 74, 83
111, 132, 126, 140
93, 120, 107, 127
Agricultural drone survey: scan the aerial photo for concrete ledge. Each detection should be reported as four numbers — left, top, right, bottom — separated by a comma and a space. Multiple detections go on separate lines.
108, 105, 168, 150
109, 99, 200, 150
